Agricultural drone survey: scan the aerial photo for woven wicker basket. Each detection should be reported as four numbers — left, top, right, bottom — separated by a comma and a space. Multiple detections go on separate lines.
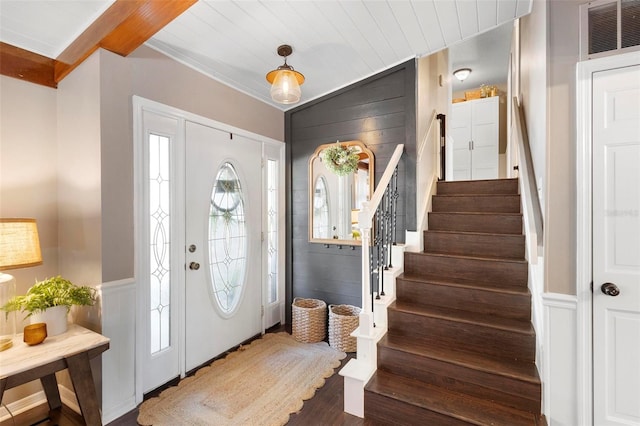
292, 298, 327, 343
328, 304, 361, 352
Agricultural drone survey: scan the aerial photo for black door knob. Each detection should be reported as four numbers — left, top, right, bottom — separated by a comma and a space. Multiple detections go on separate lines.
189, 262, 200, 271
601, 282, 620, 296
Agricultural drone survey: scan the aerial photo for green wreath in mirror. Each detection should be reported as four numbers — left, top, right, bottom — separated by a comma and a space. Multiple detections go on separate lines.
321, 144, 359, 176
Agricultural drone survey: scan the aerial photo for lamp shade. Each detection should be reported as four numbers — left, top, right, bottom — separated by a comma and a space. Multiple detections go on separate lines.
269, 69, 303, 104
0, 218, 42, 270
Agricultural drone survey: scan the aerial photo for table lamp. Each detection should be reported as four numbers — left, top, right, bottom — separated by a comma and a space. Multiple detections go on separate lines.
0, 218, 42, 351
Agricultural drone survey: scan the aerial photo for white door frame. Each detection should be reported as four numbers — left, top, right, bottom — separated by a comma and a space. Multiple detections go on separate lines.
576, 50, 640, 426
133, 96, 285, 404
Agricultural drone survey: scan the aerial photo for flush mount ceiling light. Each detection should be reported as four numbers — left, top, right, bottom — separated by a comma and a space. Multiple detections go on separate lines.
453, 68, 472, 82
266, 44, 305, 104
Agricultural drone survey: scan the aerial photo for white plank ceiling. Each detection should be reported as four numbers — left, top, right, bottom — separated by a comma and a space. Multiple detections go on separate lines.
0, 0, 531, 110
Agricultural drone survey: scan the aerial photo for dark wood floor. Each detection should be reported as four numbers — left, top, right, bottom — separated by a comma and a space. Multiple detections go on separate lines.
1, 325, 368, 426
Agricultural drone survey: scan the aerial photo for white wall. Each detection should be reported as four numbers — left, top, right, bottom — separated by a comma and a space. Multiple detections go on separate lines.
416, 50, 449, 231
519, 0, 547, 218
57, 52, 103, 298
0, 76, 60, 406
545, 0, 582, 296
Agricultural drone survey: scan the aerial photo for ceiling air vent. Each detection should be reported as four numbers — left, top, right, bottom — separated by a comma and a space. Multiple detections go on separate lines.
581, 0, 640, 59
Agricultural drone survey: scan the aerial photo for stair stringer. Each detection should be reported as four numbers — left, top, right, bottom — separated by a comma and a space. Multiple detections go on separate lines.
339, 244, 405, 418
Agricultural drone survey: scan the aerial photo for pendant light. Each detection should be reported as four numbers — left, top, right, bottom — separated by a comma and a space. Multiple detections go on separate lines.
266, 45, 305, 104
453, 68, 472, 82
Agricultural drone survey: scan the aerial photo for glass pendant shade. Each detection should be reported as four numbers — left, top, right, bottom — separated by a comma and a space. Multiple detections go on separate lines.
270, 69, 302, 104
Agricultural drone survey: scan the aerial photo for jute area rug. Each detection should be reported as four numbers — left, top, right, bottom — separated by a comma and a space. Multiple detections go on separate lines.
137, 332, 346, 426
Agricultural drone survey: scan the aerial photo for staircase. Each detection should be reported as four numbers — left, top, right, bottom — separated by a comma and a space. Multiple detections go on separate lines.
364, 178, 546, 425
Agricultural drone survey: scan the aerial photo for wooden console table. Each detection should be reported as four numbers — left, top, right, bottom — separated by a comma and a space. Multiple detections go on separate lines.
0, 324, 110, 425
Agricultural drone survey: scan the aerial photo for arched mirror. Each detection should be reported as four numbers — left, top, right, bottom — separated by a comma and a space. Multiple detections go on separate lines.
308, 140, 374, 245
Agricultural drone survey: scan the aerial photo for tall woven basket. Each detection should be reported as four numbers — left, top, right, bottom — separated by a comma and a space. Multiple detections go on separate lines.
292, 298, 327, 343
328, 304, 361, 352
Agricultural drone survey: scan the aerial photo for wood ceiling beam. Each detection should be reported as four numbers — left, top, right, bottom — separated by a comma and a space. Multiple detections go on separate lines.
0, 0, 196, 88
55, 0, 196, 83
0, 42, 57, 88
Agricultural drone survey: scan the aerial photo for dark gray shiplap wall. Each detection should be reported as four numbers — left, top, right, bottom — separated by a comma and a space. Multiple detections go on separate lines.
284, 60, 417, 323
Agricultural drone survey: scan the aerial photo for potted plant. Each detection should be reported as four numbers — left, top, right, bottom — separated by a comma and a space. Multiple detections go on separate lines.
2, 276, 96, 336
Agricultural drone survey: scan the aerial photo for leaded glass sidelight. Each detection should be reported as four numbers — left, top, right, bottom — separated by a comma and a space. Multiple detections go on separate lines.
149, 133, 171, 354
209, 163, 247, 314
267, 159, 278, 304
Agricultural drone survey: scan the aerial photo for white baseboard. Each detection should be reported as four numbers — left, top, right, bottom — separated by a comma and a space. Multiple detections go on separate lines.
0, 385, 80, 423
542, 293, 578, 426
0, 391, 48, 422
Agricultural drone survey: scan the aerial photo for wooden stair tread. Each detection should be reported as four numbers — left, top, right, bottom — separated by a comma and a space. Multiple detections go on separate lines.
367, 369, 538, 425
391, 302, 534, 335
434, 194, 519, 198
425, 229, 525, 238
423, 229, 526, 259
380, 334, 541, 384
436, 179, 519, 196
411, 251, 528, 265
398, 273, 531, 295
430, 211, 523, 217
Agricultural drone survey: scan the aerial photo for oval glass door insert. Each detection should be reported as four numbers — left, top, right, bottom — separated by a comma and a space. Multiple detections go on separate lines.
208, 162, 247, 315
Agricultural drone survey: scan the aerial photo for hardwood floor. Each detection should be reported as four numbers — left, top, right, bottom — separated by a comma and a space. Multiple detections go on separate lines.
1, 325, 366, 426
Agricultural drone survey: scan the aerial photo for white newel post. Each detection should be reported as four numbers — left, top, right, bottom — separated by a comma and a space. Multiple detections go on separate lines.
358, 203, 374, 338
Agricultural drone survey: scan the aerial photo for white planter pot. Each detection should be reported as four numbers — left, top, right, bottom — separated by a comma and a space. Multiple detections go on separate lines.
31, 305, 68, 336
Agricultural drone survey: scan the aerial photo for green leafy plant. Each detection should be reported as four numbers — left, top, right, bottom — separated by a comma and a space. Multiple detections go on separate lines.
2, 276, 97, 317
321, 143, 359, 176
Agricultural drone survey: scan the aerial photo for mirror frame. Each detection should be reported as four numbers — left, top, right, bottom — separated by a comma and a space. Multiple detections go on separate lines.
308, 140, 375, 246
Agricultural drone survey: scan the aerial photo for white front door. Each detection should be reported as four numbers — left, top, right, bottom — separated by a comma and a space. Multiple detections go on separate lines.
592, 63, 640, 426
184, 122, 263, 371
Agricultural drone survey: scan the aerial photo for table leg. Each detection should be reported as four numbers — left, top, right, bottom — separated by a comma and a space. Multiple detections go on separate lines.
66, 351, 102, 426
0, 378, 6, 405
40, 373, 62, 410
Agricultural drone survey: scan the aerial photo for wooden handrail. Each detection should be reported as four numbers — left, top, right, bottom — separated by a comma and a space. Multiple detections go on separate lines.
512, 97, 544, 256
418, 110, 437, 159
359, 144, 404, 225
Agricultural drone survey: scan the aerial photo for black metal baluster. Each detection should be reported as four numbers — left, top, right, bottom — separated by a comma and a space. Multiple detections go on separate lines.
374, 202, 382, 300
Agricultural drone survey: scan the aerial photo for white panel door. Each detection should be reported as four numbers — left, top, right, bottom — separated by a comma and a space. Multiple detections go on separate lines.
184, 122, 262, 372
451, 101, 472, 180
450, 97, 499, 181
592, 63, 640, 426
471, 97, 499, 179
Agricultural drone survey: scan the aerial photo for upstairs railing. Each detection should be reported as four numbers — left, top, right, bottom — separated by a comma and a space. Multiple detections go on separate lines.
357, 144, 404, 334
512, 97, 544, 261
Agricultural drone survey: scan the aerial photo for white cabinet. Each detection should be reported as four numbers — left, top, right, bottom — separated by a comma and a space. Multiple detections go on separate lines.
450, 96, 499, 181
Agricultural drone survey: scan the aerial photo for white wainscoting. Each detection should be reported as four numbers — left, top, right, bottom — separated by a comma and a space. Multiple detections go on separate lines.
542, 293, 578, 426
100, 278, 137, 424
